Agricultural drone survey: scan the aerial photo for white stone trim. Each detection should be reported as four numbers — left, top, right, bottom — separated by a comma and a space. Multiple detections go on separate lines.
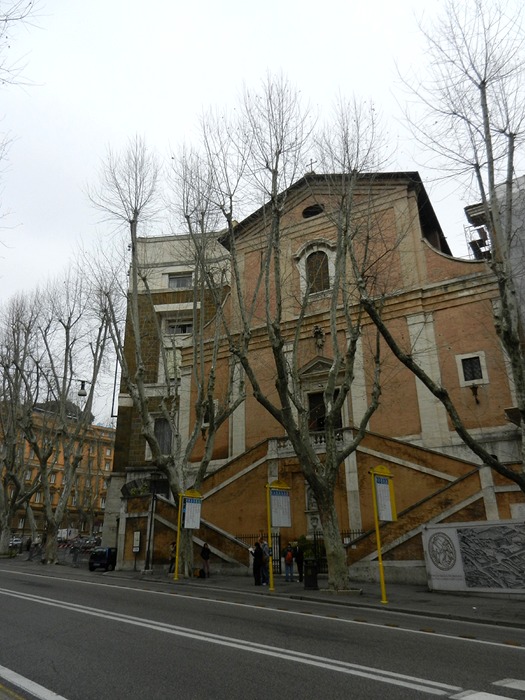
455, 351, 489, 387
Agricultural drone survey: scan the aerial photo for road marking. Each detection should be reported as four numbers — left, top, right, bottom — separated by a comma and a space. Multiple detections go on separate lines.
494, 678, 525, 690
451, 693, 520, 699
0, 664, 68, 700
0, 587, 461, 697
1, 569, 523, 652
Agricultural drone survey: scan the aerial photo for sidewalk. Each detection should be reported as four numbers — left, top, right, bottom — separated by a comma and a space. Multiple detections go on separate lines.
4, 554, 525, 629
124, 567, 525, 630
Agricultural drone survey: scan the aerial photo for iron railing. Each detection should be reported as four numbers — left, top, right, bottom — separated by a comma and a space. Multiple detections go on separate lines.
235, 532, 282, 574
237, 529, 364, 575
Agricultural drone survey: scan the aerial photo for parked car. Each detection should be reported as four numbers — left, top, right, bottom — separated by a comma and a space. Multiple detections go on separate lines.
9, 536, 22, 548
83, 536, 101, 550
88, 547, 117, 572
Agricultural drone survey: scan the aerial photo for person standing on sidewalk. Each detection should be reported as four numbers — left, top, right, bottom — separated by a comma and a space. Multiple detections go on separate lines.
250, 541, 264, 585
168, 541, 176, 574
200, 542, 211, 578
259, 537, 270, 585
293, 542, 304, 583
284, 543, 294, 582
71, 538, 81, 568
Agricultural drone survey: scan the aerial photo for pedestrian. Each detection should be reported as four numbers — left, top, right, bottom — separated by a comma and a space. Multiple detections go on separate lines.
250, 541, 264, 585
168, 541, 176, 574
284, 542, 294, 582
200, 542, 211, 578
293, 542, 304, 583
71, 538, 80, 567
40, 533, 47, 564
259, 537, 270, 585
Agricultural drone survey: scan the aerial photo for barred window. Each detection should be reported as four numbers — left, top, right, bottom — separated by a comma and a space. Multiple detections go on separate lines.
461, 356, 483, 382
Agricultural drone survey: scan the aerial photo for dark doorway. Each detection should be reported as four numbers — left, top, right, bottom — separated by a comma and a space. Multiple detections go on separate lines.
308, 391, 342, 431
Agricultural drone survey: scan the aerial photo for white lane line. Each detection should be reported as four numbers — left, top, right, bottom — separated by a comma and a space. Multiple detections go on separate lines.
451, 692, 520, 699
1, 568, 524, 652
0, 664, 68, 700
0, 587, 461, 697
494, 678, 525, 689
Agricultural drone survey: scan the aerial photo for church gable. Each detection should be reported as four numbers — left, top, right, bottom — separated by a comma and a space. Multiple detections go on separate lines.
298, 356, 336, 379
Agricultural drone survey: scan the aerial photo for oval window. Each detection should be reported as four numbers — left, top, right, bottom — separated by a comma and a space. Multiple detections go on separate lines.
302, 204, 324, 219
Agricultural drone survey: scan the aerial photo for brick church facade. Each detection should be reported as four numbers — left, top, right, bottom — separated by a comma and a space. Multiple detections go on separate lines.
103, 172, 524, 582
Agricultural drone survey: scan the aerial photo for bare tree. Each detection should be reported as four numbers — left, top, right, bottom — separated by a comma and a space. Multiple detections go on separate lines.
72, 430, 109, 536
89, 136, 243, 575
391, 0, 525, 480
0, 1, 38, 246
2, 274, 109, 563
0, 1, 36, 86
0, 291, 41, 553
171, 77, 395, 590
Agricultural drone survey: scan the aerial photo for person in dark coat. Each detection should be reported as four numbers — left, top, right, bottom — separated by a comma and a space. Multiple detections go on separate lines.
168, 541, 176, 574
293, 543, 304, 582
201, 542, 211, 578
259, 537, 270, 585
250, 541, 264, 585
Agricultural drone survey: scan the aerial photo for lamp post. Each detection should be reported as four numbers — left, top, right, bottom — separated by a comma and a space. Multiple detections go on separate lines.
144, 473, 161, 571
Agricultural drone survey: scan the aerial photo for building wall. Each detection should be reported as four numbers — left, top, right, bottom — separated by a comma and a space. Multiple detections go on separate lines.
109, 173, 524, 576
11, 422, 115, 539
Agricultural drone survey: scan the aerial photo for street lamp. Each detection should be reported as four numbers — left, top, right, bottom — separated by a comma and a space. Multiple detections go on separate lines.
144, 472, 163, 571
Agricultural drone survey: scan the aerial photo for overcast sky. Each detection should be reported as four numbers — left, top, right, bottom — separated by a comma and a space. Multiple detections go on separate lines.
0, 0, 482, 308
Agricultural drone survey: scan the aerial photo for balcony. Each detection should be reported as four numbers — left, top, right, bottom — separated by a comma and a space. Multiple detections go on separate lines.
271, 428, 353, 457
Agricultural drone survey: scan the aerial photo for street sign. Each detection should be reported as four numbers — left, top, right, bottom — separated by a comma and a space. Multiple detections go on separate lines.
371, 466, 397, 522
369, 465, 397, 604
132, 531, 141, 553
182, 490, 202, 529
270, 486, 291, 527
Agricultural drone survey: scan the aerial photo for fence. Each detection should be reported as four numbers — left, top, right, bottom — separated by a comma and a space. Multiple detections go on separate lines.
312, 529, 364, 574
237, 529, 364, 575
235, 533, 282, 574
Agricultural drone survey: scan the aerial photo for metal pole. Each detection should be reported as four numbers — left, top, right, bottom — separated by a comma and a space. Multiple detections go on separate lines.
144, 491, 156, 571
174, 492, 183, 581
370, 471, 388, 604
266, 483, 275, 592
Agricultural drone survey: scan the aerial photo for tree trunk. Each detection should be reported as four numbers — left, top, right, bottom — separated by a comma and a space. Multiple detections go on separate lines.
0, 521, 10, 555
42, 521, 59, 565
179, 529, 194, 578
317, 488, 350, 591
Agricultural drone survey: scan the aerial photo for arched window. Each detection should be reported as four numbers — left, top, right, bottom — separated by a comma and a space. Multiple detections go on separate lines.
306, 251, 330, 293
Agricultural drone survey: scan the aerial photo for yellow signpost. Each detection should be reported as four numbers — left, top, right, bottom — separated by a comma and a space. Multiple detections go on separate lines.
369, 465, 397, 604
265, 479, 291, 592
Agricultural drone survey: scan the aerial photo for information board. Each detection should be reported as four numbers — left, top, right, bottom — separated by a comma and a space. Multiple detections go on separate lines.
270, 488, 291, 527
183, 496, 202, 529
132, 531, 141, 553
374, 475, 394, 522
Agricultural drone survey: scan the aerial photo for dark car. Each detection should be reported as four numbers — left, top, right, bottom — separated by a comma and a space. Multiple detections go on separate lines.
88, 547, 117, 572
78, 536, 101, 552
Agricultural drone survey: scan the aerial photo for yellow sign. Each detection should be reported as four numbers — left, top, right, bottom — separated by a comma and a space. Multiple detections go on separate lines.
369, 466, 396, 604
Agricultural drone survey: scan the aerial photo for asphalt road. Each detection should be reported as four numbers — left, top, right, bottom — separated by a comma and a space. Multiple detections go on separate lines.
1, 564, 525, 700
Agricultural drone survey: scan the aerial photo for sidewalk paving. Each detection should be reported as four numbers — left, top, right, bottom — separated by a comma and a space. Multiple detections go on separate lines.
122, 566, 525, 630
